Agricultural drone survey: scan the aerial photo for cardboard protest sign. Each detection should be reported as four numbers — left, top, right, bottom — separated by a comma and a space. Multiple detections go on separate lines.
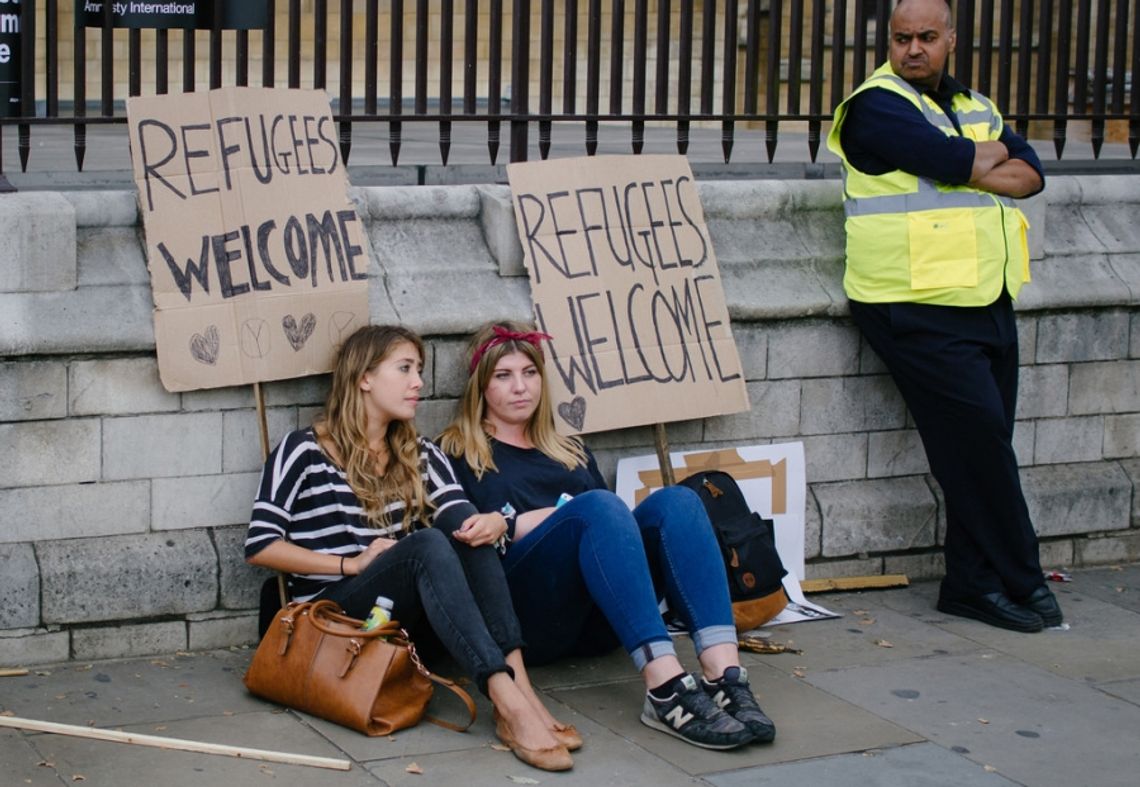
507, 154, 749, 435
128, 87, 369, 392
615, 443, 838, 626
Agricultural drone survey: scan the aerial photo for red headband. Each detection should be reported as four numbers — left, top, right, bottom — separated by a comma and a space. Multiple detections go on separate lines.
469, 326, 552, 373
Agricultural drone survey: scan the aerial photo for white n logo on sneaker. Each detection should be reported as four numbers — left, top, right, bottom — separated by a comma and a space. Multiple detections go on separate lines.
711, 689, 730, 710
663, 705, 694, 730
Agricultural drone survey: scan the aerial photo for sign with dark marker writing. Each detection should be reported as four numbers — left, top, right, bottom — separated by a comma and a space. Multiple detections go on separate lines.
127, 87, 369, 392
506, 154, 749, 435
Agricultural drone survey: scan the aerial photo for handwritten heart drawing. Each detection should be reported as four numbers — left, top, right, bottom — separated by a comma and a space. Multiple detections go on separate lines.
282, 313, 317, 351
557, 396, 587, 431
189, 325, 220, 366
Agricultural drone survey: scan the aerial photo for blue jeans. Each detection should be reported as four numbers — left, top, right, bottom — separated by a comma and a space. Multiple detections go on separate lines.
502, 486, 736, 670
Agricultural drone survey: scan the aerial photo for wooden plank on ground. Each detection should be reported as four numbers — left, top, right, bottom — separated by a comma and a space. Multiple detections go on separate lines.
801, 574, 910, 593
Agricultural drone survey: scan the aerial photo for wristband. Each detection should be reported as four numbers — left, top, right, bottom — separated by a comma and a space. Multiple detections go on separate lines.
339, 555, 346, 576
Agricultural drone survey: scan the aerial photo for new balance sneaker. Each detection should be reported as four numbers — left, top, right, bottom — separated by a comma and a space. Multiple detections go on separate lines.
702, 666, 776, 743
640, 673, 755, 750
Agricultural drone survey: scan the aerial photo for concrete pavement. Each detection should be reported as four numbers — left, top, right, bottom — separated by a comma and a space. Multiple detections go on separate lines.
2, 564, 1138, 786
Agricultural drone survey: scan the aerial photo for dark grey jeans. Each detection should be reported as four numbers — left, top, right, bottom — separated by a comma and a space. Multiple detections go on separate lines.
320, 526, 523, 694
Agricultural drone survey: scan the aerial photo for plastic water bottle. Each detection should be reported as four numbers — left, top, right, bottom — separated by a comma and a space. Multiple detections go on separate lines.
361, 596, 394, 631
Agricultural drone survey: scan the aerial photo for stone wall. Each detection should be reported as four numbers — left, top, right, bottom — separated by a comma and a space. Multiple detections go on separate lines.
2, 176, 1139, 666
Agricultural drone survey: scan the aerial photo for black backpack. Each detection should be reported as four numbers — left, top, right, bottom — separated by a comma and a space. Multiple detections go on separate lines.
679, 469, 789, 630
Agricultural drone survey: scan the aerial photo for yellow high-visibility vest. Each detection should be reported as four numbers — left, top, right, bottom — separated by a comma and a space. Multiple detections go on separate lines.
826, 63, 1031, 305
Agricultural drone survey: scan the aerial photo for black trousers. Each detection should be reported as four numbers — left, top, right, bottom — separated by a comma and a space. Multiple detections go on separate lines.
321, 527, 524, 695
849, 293, 1043, 601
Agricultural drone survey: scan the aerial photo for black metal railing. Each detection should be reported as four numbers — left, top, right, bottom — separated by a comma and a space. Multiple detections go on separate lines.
1, 0, 1137, 180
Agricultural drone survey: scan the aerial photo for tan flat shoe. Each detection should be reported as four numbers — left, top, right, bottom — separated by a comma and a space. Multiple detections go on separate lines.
550, 721, 583, 751
494, 710, 574, 772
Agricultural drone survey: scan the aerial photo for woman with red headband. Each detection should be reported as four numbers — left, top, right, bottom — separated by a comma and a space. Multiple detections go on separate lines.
439, 320, 776, 751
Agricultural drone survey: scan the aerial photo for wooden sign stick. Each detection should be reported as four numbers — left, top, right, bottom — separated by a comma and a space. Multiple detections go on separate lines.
0, 716, 352, 771
251, 382, 289, 608
652, 423, 676, 487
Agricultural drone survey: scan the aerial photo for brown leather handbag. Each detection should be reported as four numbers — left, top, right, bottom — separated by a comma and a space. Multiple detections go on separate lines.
244, 599, 476, 736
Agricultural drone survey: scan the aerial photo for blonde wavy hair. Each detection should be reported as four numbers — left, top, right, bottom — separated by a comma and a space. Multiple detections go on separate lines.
314, 325, 429, 529
439, 319, 587, 478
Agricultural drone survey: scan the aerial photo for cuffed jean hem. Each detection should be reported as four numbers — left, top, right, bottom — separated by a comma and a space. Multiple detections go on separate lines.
629, 638, 678, 672
692, 624, 738, 655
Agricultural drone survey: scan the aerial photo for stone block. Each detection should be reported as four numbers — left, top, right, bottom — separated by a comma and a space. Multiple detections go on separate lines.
1013, 421, 1035, 467
71, 622, 187, 661
1021, 461, 1132, 538
222, 407, 297, 473
1075, 530, 1140, 565
1038, 537, 1074, 569
1016, 315, 1037, 366
766, 320, 861, 379
803, 556, 884, 580
152, 472, 260, 530
63, 190, 138, 228
0, 481, 149, 542
718, 259, 836, 321
187, 611, 259, 650
38, 531, 218, 624
0, 629, 70, 668
75, 226, 149, 287
1069, 360, 1140, 414
0, 419, 101, 488
801, 432, 867, 483
804, 489, 822, 560
857, 334, 889, 374
1021, 190, 1046, 260
361, 184, 481, 222
414, 399, 458, 445
68, 357, 180, 416
265, 373, 332, 407
430, 337, 470, 398
731, 323, 769, 381
0, 361, 67, 422
1119, 458, 1140, 526
1017, 364, 1069, 419
1104, 414, 1140, 459
102, 412, 223, 480
0, 192, 77, 292
815, 476, 937, 557
883, 550, 946, 582
1033, 416, 1105, 464
1035, 310, 1129, 363
477, 185, 526, 277
0, 544, 39, 628
214, 526, 267, 609
867, 429, 929, 478
380, 268, 534, 337
0, 285, 155, 356
800, 375, 907, 436
703, 380, 800, 441
1017, 254, 1128, 312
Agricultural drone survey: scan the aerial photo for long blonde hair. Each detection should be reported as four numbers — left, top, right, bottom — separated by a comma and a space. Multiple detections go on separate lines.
315, 325, 428, 528
439, 320, 587, 477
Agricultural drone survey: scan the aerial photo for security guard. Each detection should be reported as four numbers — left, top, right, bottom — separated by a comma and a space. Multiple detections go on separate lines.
827, 0, 1062, 632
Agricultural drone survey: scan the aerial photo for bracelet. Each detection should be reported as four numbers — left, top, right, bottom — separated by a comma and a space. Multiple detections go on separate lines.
339, 555, 346, 576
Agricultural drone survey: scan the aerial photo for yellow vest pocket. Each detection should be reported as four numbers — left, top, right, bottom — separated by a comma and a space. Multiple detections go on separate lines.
908, 209, 979, 290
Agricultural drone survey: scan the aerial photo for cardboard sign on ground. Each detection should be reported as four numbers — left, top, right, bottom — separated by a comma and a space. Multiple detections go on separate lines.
506, 154, 749, 435
615, 443, 839, 626
127, 87, 369, 392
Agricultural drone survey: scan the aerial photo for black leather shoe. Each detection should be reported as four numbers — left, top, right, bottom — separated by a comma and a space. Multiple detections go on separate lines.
936, 591, 1044, 633
1019, 585, 1063, 627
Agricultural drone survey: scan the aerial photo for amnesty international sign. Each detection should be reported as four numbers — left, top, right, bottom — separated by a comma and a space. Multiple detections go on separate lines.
82, 1, 267, 29
507, 154, 749, 435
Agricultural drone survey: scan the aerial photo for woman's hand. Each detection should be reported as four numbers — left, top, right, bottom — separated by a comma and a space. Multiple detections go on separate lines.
453, 512, 508, 548
347, 537, 396, 575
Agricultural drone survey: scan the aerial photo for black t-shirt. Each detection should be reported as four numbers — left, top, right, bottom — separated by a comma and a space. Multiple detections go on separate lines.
450, 438, 608, 518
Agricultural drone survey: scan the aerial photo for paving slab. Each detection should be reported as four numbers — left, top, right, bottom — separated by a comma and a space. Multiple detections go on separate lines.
14, 711, 379, 787
550, 664, 922, 777
1, 727, 66, 786
1063, 564, 1140, 613
0, 648, 261, 728
805, 650, 1140, 787
1095, 676, 1140, 705
706, 741, 1022, 787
